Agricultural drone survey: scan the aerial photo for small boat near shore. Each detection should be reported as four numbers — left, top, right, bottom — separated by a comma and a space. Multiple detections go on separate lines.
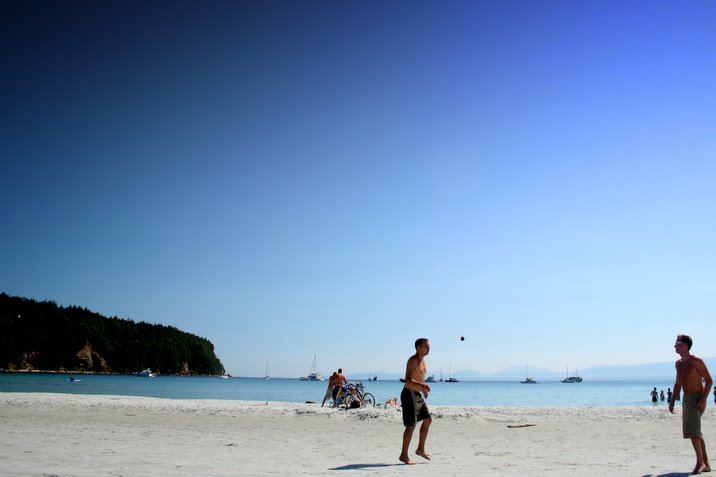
134, 368, 156, 378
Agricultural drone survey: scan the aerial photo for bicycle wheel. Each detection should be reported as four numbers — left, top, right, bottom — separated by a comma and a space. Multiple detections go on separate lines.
362, 393, 375, 407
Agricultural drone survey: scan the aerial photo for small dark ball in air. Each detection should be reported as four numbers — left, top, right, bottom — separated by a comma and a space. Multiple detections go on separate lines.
460, 336, 465, 341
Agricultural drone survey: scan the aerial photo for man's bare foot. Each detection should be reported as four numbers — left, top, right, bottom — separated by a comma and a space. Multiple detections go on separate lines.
701, 464, 711, 472
415, 449, 431, 461
692, 463, 705, 474
399, 455, 415, 465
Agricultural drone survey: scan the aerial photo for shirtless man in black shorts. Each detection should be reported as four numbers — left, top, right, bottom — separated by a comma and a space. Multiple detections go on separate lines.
399, 338, 432, 465
669, 334, 713, 474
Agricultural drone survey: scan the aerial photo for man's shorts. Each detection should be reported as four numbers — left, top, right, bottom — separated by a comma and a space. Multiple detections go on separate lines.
683, 393, 703, 439
401, 388, 430, 427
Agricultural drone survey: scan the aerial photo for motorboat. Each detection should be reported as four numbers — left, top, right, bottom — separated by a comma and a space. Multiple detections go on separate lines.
135, 368, 156, 378
426, 375, 436, 383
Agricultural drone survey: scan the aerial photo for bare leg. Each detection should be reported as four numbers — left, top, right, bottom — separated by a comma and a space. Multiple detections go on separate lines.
691, 437, 705, 474
400, 425, 416, 464
415, 417, 432, 460
701, 438, 711, 472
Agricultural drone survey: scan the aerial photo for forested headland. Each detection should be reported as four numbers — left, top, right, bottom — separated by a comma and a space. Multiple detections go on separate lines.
0, 293, 225, 375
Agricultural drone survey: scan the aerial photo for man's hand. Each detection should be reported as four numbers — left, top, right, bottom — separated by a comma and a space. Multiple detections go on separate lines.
422, 383, 431, 398
669, 401, 675, 414
698, 399, 707, 413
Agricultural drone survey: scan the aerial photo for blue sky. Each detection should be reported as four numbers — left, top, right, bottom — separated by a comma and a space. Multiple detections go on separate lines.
2, 0, 715, 378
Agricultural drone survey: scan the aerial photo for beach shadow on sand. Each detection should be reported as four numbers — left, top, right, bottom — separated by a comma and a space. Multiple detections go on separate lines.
329, 463, 411, 471
641, 473, 692, 477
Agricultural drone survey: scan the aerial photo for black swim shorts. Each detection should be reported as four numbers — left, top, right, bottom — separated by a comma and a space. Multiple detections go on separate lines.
401, 388, 430, 427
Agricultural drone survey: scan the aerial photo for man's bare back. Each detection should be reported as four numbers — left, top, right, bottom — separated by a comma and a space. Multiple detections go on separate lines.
336, 370, 346, 387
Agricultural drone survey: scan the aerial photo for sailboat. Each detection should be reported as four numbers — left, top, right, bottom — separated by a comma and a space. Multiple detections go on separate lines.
520, 364, 538, 384
300, 355, 324, 381
562, 365, 582, 383
264, 361, 270, 380
446, 361, 458, 382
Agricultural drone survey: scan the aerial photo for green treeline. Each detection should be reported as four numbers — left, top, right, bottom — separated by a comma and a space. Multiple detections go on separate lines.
0, 293, 225, 375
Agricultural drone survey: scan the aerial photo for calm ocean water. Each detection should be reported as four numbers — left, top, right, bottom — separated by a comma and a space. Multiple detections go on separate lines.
0, 373, 682, 407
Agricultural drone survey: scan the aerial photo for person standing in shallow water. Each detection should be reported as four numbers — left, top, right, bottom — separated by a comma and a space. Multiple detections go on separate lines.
669, 334, 713, 475
399, 338, 432, 465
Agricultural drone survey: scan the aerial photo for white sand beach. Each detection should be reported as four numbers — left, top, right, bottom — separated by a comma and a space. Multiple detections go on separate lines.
0, 392, 712, 476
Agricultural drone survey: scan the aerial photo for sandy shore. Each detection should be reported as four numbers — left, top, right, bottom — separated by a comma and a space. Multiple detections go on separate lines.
0, 393, 712, 476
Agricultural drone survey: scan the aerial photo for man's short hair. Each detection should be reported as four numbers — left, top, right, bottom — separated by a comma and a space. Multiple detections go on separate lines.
415, 338, 428, 349
338, 368, 343, 373
678, 334, 693, 350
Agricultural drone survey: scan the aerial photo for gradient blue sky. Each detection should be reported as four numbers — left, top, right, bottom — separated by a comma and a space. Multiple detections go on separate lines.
2, 1, 715, 378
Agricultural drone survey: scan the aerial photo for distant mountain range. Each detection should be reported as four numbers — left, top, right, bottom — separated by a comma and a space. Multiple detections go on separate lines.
348, 358, 716, 381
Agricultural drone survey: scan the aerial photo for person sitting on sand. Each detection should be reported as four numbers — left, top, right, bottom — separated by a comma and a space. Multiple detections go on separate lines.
384, 397, 399, 409
669, 334, 713, 475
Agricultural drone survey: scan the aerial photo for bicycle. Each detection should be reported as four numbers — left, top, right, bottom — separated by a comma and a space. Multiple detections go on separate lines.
332, 382, 375, 408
